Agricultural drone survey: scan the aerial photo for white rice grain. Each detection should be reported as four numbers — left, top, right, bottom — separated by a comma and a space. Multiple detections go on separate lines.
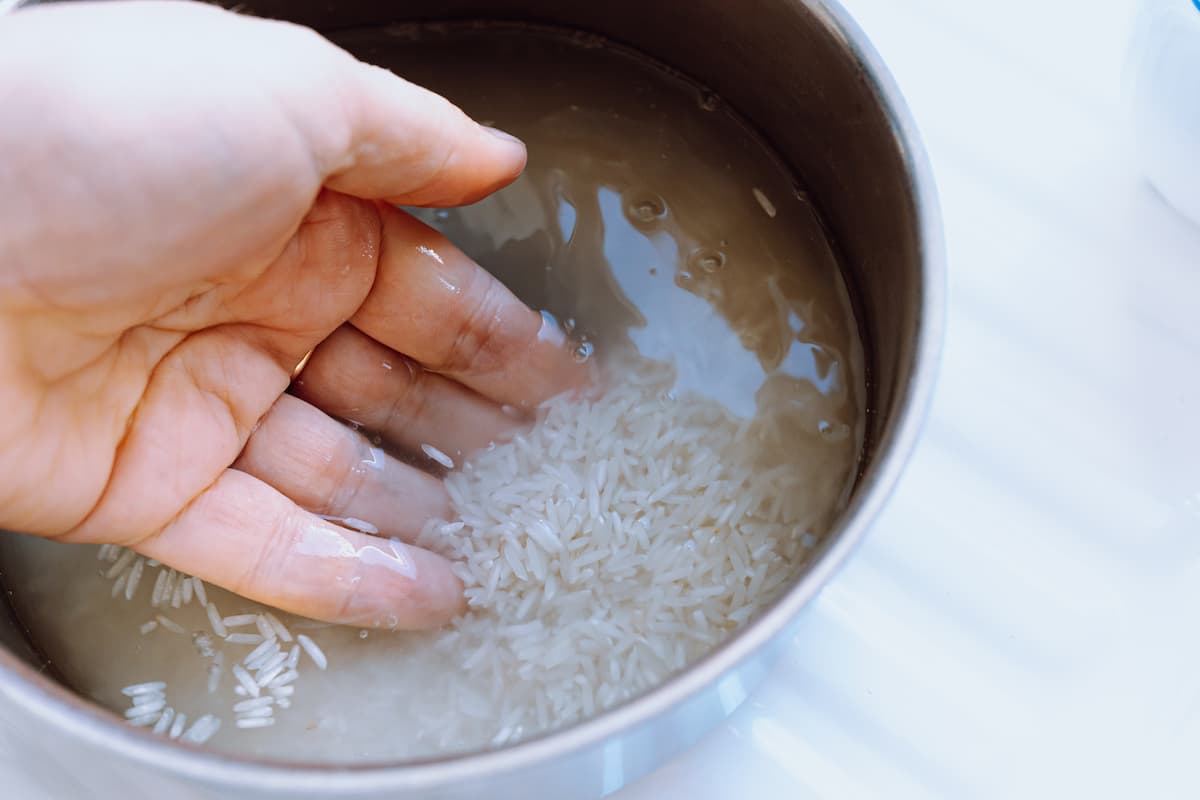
233, 696, 275, 712
225, 633, 264, 646
242, 638, 278, 669
421, 443, 455, 469
236, 706, 275, 720
235, 717, 276, 729
262, 612, 292, 643
104, 549, 136, 580
206, 603, 228, 638
152, 706, 175, 735
150, 568, 169, 608
296, 634, 327, 671
207, 652, 224, 694
191, 577, 208, 607
231, 664, 259, 697
181, 715, 221, 744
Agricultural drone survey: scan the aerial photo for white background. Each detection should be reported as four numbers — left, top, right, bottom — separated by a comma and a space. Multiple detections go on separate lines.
622, 0, 1200, 797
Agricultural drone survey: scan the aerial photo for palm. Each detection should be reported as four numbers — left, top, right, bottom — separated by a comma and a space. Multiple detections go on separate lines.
0, 1, 584, 629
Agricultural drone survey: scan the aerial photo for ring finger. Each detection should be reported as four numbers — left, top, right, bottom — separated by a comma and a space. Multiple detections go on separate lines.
233, 394, 450, 541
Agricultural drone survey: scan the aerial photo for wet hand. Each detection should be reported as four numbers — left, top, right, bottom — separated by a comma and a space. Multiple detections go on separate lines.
0, 2, 587, 629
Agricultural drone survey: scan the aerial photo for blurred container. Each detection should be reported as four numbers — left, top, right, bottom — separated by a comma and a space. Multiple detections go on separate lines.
1126, 0, 1200, 227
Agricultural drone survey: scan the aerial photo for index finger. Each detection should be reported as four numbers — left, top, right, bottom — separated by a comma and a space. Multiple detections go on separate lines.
350, 205, 591, 409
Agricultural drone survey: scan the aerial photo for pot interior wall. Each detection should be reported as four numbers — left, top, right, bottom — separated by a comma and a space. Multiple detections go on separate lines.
0, 0, 924, 696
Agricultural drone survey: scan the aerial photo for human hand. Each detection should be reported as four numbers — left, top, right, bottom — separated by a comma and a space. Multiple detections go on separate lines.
0, 1, 586, 629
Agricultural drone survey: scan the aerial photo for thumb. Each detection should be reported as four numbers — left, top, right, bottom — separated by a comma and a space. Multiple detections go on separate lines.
311, 53, 527, 206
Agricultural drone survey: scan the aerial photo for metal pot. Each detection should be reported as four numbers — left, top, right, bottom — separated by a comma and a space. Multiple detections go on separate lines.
0, 1, 943, 797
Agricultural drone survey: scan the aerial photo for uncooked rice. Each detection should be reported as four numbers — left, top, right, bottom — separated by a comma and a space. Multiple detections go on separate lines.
97, 355, 835, 755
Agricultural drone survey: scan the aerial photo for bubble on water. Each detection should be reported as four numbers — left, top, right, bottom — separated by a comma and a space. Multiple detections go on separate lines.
623, 192, 668, 226
675, 270, 694, 287
688, 247, 726, 273
817, 420, 850, 442
537, 310, 566, 346
358, 630, 369, 639
698, 90, 721, 111
573, 340, 595, 363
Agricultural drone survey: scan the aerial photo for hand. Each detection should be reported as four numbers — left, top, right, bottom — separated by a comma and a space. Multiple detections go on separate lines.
0, 2, 586, 629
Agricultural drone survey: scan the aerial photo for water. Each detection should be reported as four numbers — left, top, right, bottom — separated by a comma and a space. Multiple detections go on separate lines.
0, 23, 865, 763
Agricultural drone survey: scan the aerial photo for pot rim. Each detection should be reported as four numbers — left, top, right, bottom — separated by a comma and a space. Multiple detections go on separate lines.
0, 0, 945, 792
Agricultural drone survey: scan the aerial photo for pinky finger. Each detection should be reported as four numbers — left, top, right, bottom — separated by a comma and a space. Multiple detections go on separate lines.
135, 470, 465, 630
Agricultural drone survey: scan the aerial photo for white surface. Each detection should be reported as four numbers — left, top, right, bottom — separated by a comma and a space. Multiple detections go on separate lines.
618, 0, 1200, 797
6, 0, 1200, 797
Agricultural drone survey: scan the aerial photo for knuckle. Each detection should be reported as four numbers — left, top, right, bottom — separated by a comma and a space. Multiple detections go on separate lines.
383, 357, 429, 429
320, 435, 369, 515
236, 504, 303, 596
439, 279, 508, 376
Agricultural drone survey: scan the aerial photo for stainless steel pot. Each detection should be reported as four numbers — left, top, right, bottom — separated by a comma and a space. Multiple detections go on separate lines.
0, 1, 944, 797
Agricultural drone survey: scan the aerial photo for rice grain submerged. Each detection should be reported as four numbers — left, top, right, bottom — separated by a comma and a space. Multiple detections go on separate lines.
88, 355, 843, 758
399, 357, 832, 753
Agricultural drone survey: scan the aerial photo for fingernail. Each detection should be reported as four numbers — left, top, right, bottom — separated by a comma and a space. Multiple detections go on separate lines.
482, 125, 524, 146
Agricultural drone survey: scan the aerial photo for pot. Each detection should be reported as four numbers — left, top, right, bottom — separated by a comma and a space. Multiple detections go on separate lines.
0, 1, 943, 797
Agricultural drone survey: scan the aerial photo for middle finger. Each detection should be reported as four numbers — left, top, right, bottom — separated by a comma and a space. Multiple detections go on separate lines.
291, 324, 521, 463
350, 205, 590, 410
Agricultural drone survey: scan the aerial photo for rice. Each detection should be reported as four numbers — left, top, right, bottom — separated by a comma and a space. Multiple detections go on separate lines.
169, 712, 187, 740
296, 635, 327, 671
395, 357, 826, 749
205, 603, 227, 638
182, 714, 221, 744
123, 557, 144, 600
191, 577, 208, 607
207, 652, 224, 694
235, 717, 275, 729
152, 707, 175, 735
231, 664, 259, 698
233, 696, 274, 712
94, 355, 842, 756
262, 612, 292, 643
421, 443, 455, 470
225, 633, 264, 646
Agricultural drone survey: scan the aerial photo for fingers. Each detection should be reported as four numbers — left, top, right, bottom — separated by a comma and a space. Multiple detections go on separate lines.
292, 325, 522, 462
233, 394, 450, 541
314, 48, 527, 206
137, 469, 465, 630
351, 206, 591, 409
